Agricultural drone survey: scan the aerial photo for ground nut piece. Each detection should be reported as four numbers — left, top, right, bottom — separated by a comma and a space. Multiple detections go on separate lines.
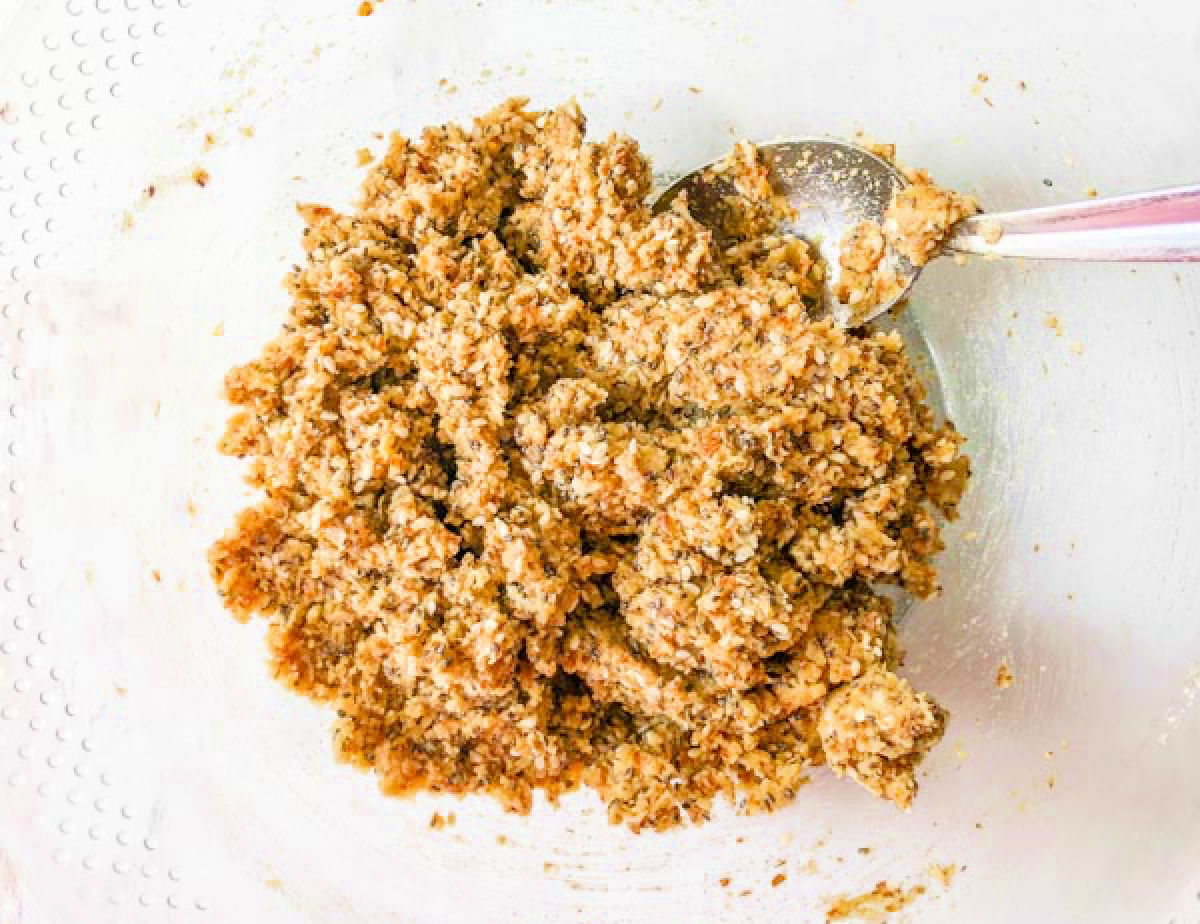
209, 98, 972, 831
834, 219, 906, 313
506, 103, 721, 301
884, 172, 979, 265
818, 666, 946, 808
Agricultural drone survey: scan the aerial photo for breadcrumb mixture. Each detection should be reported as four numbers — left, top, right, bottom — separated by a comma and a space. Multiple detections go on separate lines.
826, 879, 927, 922
209, 99, 970, 831
835, 143, 978, 316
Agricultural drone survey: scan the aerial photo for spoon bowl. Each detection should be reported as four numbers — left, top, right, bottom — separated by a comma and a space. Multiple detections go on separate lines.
654, 139, 916, 325
657, 140, 1200, 328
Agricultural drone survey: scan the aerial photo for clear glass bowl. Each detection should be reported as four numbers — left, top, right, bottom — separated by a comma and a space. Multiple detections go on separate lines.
2, 1, 1199, 920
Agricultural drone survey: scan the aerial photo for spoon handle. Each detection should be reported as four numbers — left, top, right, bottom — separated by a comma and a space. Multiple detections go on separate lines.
945, 183, 1200, 262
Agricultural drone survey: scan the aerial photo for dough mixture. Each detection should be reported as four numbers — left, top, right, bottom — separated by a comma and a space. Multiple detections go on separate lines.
209, 99, 971, 830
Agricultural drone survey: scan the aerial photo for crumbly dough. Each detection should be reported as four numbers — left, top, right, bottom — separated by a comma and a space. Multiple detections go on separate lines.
209, 99, 970, 831
834, 149, 979, 316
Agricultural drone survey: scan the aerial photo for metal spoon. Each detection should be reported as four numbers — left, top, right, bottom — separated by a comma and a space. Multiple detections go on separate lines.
655, 139, 1200, 326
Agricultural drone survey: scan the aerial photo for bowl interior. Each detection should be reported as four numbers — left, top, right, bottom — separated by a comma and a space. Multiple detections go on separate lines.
7, 1, 1200, 921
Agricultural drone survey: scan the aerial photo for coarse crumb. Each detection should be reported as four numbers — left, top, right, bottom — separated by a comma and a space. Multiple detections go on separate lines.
826, 880, 926, 922
995, 661, 1014, 689
883, 170, 978, 266
834, 153, 979, 316
357, 1, 374, 15
771, 872, 787, 887
356, 147, 375, 167
209, 99, 970, 832
192, 167, 211, 187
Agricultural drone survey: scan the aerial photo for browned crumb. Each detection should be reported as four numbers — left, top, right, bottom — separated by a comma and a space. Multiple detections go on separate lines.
543, 861, 557, 872
1043, 314, 1064, 336
884, 171, 979, 265
927, 863, 958, 888
241, 125, 256, 138
192, 167, 211, 187
152, 569, 163, 583
834, 157, 979, 315
771, 872, 787, 887
209, 99, 970, 832
429, 812, 446, 830
496, 834, 508, 845
995, 661, 1014, 689
1047, 775, 1056, 788
834, 220, 904, 315
976, 72, 989, 83
826, 880, 926, 922
204, 131, 217, 149
144, 184, 157, 199
719, 876, 732, 888
857, 846, 871, 855
356, 147, 374, 167
688, 85, 703, 94
1085, 186, 1098, 198
357, 1, 374, 15
818, 667, 945, 809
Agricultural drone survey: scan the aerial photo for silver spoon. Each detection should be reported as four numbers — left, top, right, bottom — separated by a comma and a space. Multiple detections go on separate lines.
655, 139, 1200, 326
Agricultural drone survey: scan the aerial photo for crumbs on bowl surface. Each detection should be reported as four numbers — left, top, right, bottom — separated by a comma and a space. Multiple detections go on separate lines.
208, 98, 971, 831
826, 879, 927, 922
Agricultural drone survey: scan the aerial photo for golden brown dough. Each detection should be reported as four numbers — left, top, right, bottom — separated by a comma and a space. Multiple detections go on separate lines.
209, 99, 970, 830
